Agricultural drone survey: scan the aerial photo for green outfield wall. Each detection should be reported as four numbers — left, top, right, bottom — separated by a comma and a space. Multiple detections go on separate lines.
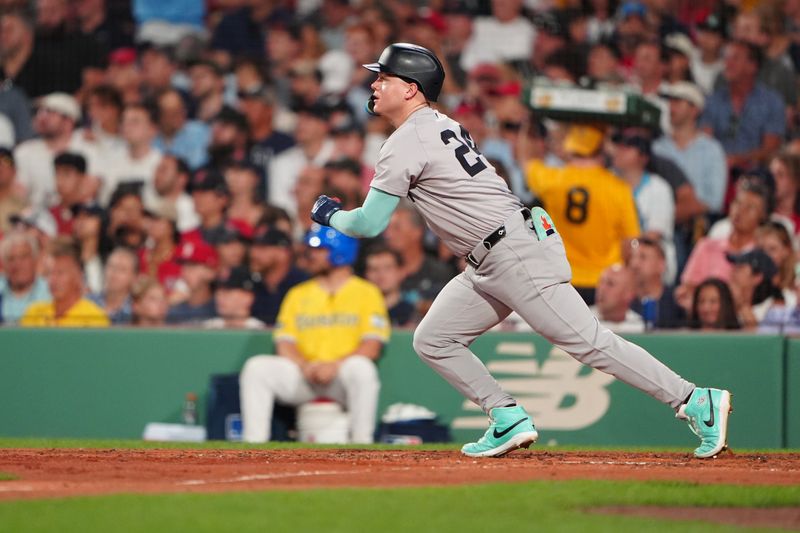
0, 329, 789, 448
786, 339, 800, 448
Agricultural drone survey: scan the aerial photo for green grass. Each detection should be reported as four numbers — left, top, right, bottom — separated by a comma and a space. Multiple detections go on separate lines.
0, 480, 797, 533
0, 472, 17, 481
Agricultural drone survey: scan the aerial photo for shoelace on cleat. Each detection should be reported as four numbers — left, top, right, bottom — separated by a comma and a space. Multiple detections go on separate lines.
686, 416, 701, 438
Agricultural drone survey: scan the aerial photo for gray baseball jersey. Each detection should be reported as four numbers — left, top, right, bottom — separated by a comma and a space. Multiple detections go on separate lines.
376, 106, 696, 423
370, 107, 523, 257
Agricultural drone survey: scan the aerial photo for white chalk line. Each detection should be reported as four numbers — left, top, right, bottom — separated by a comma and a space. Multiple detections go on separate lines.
176, 462, 558, 487
178, 469, 376, 486
559, 460, 654, 466
0, 485, 34, 492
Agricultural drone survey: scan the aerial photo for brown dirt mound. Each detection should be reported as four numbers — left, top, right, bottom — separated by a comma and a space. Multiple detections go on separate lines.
0, 448, 798, 502
590, 506, 800, 531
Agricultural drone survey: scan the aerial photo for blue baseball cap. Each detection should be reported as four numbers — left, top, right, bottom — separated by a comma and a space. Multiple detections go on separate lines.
619, 1, 646, 20
305, 224, 359, 267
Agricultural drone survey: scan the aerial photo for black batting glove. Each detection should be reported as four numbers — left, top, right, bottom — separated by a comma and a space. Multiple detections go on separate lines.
311, 195, 342, 226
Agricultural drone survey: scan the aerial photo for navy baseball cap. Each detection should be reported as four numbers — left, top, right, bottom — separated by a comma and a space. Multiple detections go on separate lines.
213, 106, 249, 132
216, 266, 260, 292
295, 101, 334, 121
697, 12, 726, 37
252, 227, 292, 247
191, 168, 229, 195
726, 248, 778, 279
70, 203, 105, 217
324, 157, 361, 175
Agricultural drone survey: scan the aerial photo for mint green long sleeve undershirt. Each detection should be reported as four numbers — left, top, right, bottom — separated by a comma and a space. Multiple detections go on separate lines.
329, 187, 401, 238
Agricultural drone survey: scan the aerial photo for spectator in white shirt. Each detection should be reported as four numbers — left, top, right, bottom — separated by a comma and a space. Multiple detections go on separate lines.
590, 263, 645, 333
268, 101, 335, 221
74, 85, 126, 156
691, 13, 726, 94
148, 154, 199, 232
101, 103, 163, 206
14, 93, 100, 209
459, 0, 536, 72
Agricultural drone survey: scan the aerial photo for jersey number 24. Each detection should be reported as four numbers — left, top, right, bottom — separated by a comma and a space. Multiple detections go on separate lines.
440, 127, 487, 177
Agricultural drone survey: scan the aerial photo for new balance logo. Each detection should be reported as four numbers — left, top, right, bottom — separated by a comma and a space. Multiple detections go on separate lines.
453, 344, 614, 431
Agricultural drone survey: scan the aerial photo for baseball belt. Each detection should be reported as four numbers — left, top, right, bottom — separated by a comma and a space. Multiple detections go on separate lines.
466, 208, 532, 268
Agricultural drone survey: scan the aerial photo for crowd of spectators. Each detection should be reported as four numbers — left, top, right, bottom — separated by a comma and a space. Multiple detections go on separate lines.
2, 0, 800, 334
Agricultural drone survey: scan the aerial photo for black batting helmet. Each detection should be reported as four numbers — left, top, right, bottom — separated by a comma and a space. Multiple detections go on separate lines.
363, 43, 445, 102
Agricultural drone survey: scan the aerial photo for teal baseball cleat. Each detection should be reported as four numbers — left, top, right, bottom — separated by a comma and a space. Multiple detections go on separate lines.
461, 405, 538, 458
676, 388, 733, 458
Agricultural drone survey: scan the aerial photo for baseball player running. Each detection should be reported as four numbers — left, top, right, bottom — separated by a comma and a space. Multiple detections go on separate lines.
310, 43, 732, 459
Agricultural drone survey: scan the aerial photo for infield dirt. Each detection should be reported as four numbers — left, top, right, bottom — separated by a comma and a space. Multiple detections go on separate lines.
0, 448, 798, 501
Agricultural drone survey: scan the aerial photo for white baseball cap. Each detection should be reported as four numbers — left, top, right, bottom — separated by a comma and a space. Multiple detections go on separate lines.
38, 92, 81, 122
10, 208, 57, 238
661, 81, 705, 109
664, 33, 695, 59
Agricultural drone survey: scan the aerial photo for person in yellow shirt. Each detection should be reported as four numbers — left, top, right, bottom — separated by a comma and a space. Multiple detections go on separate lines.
239, 225, 390, 443
20, 236, 110, 327
526, 124, 641, 303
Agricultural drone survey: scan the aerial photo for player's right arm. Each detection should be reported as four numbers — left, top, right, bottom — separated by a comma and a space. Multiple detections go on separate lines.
313, 127, 420, 237
328, 187, 401, 238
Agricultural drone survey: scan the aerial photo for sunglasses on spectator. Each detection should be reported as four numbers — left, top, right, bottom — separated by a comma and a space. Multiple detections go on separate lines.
500, 121, 523, 132
611, 132, 651, 151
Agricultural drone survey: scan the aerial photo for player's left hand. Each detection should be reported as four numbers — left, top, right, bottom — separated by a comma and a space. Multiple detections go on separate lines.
311, 195, 342, 226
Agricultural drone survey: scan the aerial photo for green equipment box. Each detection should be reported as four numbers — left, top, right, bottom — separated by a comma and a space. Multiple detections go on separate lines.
524, 82, 661, 129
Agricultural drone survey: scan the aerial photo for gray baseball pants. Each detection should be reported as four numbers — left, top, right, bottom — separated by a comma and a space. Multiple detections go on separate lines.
412, 209, 695, 414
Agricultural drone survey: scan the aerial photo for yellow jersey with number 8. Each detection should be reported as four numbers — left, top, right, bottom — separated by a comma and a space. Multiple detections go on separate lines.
526, 160, 641, 288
